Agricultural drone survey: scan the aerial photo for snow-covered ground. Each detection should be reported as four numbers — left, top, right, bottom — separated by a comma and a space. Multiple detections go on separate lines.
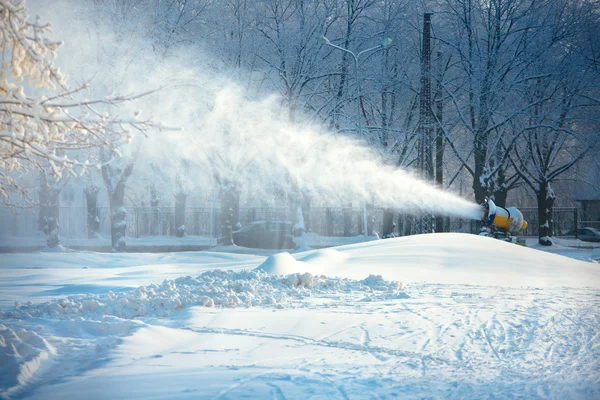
1, 233, 599, 399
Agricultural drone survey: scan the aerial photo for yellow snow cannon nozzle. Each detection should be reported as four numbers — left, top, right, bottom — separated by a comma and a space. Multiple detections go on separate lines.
481, 198, 528, 233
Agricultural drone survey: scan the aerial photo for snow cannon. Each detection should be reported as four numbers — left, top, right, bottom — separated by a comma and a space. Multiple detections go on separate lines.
481, 198, 528, 234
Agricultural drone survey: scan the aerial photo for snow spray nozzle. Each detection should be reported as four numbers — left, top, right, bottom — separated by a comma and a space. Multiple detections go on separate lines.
481, 198, 528, 233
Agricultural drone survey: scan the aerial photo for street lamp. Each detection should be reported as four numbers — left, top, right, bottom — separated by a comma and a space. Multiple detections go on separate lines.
318, 35, 392, 139
319, 35, 392, 237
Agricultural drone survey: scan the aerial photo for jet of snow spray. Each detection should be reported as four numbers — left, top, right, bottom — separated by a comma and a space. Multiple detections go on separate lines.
177, 85, 484, 222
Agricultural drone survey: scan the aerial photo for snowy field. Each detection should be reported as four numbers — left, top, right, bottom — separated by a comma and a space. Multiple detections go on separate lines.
1, 233, 599, 399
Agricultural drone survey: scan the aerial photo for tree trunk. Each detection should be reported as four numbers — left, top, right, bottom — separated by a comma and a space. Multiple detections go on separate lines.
174, 192, 187, 237
292, 203, 305, 237
366, 203, 376, 236
537, 181, 555, 246
301, 194, 311, 233
491, 161, 510, 208
343, 203, 353, 237
473, 150, 488, 205
220, 184, 239, 246
110, 182, 128, 252
382, 208, 396, 238
290, 198, 305, 237
232, 189, 240, 231
434, 216, 444, 233
150, 185, 159, 236
326, 208, 334, 236
84, 186, 100, 239
397, 214, 405, 237
493, 189, 508, 208
102, 160, 135, 252
38, 186, 60, 248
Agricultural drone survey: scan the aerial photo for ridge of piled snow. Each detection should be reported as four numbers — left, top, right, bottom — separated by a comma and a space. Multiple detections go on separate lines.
299, 248, 348, 265
0, 325, 56, 399
1, 270, 407, 321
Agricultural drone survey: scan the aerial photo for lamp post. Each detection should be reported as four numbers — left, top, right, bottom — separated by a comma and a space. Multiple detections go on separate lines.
319, 35, 392, 237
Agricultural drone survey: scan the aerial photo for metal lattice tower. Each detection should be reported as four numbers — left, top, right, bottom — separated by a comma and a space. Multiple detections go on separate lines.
418, 12, 435, 233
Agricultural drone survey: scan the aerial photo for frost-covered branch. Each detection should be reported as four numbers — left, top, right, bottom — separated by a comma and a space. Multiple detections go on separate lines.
0, 0, 167, 206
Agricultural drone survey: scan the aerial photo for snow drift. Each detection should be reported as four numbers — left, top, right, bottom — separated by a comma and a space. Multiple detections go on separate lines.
1, 270, 407, 321
0, 233, 599, 399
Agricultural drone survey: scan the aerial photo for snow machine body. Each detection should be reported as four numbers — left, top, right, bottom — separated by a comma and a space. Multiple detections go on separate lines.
480, 198, 528, 244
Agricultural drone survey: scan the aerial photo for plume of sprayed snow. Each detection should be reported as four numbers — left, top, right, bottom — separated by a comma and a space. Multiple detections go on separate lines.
185, 85, 484, 220
31, 0, 484, 220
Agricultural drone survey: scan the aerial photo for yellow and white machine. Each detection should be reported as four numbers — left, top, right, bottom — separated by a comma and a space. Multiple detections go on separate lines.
481, 198, 528, 242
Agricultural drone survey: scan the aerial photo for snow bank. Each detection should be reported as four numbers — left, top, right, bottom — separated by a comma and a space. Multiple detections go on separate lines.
256, 250, 348, 276
254, 252, 302, 275
53, 317, 141, 338
1, 270, 407, 320
0, 325, 56, 398
0, 268, 406, 397
328, 233, 600, 288
299, 248, 348, 265
0, 317, 141, 399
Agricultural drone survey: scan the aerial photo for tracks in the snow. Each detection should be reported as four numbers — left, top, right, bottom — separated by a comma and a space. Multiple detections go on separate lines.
184, 283, 600, 394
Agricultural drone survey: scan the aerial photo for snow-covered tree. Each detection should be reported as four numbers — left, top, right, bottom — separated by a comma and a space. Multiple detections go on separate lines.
37, 172, 68, 249
510, 0, 600, 245
101, 151, 137, 252
433, 0, 541, 205
83, 171, 102, 239
0, 0, 161, 207
171, 159, 197, 237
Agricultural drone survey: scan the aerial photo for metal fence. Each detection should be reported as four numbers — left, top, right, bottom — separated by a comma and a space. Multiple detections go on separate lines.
518, 207, 584, 237
1, 204, 596, 239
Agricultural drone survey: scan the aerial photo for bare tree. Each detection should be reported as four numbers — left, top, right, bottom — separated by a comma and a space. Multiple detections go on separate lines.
436, 0, 548, 205
505, 0, 600, 245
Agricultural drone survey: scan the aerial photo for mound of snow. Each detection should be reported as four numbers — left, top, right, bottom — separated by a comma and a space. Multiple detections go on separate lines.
281, 272, 315, 288
1, 270, 408, 320
0, 325, 56, 398
255, 252, 302, 275
320, 233, 600, 288
360, 274, 404, 291
299, 248, 348, 265
255, 251, 338, 276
